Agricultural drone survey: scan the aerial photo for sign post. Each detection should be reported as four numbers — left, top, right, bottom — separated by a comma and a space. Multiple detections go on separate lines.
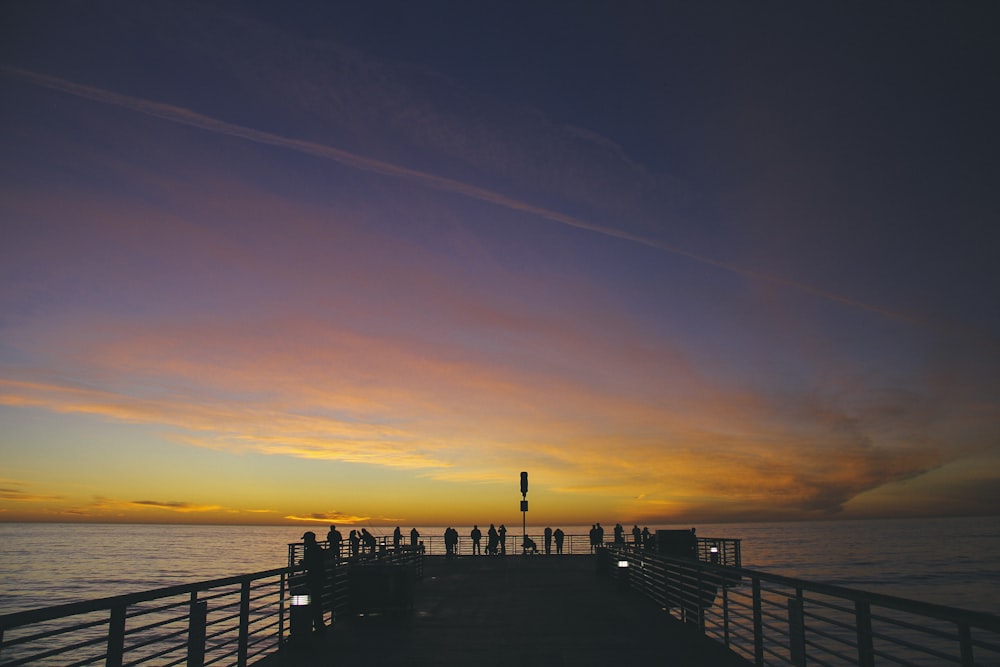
519, 472, 528, 553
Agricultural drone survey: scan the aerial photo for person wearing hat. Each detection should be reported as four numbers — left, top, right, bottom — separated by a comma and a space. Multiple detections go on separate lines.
301, 531, 326, 633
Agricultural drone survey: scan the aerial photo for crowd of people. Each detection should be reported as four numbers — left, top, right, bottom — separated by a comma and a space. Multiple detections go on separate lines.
310, 522, 658, 562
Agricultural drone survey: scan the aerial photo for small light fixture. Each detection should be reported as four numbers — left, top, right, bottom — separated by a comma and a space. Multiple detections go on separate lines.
617, 560, 629, 568
290, 594, 311, 606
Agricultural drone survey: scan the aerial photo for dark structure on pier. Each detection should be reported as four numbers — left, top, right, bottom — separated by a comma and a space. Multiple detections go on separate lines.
263, 554, 751, 667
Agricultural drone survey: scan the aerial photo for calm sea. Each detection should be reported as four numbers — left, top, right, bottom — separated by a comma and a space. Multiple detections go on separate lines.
1, 516, 997, 617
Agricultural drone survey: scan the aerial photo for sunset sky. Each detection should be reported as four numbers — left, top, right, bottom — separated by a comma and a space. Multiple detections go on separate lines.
2, 2, 998, 527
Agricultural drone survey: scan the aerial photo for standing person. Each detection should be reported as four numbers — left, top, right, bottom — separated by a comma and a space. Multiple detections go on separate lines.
553, 528, 565, 554
393, 526, 402, 551
471, 525, 483, 555
326, 525, 342, 561
349, 529, 359, 558
632, 524, 641, 548
589, 524, 597, 553
544, 527, 553, 555
410, 527, 420, 547
641, 526, 651, 548
498, 525, 507, 555
300, 532, 326, 633
487, 523, 499, 555
596, 523, 604, 548
614, 523, 624, 544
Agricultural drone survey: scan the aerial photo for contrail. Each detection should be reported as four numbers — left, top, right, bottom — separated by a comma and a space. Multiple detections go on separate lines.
1, 64, 917, 324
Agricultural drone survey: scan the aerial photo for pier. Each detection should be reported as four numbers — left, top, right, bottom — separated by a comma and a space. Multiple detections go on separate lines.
3, 531, 999, 666
255, 554, 750, 667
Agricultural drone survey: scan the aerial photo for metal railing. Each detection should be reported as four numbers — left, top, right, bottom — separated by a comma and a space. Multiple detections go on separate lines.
288, 532, 741, 563
605, 544, 1000, 667
0, 548, 425, 667
0, 568, 288, 667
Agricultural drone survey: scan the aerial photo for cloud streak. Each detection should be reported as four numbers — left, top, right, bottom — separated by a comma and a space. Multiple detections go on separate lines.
1, 64, 918, 325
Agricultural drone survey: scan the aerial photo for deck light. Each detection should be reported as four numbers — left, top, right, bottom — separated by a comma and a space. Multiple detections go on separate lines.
617, 560, 629, 568
710, 545, 719, 564
290, 594, 311, 606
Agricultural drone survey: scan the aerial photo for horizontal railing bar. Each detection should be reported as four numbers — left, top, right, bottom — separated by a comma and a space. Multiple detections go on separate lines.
870, 645, 941, 667
122, 637, 185, 666
65, 652, 104, 667
803, 651, 836, 667
805, 640, 857, 664
125, 625, 188, 652
804, 624, 856, 647
801, 609, 856, 632
870, 611, 958, 640
126, 598, 190, 619
0, 613, 108, 647
874, 635, 958, 663
1, 632, 105, 667
0, 567, 288, 629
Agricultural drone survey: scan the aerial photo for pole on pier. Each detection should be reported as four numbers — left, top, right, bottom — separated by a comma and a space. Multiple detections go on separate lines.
520, 471, 528, 553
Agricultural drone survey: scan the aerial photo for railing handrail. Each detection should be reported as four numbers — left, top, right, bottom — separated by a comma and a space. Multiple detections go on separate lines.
718, 562, 1000, 630
604, 543, 1000, 666
0, 566, 289, 630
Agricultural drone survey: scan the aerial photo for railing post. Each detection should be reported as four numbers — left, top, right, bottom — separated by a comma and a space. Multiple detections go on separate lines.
279, 571, 287, 646
721, 576, 731, 649
855, 600, 875, 667
187, 596, 207, 667
788, 593, 805, 667
752, 577, 764, 667
106, 604, 126, 667
958, 623, 974, 667
238, 579, 250, 667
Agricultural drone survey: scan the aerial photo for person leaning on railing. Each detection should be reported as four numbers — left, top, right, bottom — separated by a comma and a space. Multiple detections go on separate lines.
301, 531, 327, 634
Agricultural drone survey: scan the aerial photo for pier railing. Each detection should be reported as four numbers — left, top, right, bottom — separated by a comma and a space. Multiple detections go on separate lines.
605, 544, 1000, 667
0, 547, 423, 667
287, 531, 741, 564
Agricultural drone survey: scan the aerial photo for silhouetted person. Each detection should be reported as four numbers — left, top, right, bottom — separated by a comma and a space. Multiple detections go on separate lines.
349, 529, 359, 558
596, 523, 604, 548
410, 527, 420, 546
589, 524, 597, 553
487, 523, 499, 555
326, 524, 342, 561
632, 524, 641, 547
498, 525, 507, 555
614, 523, 624, 544
301, 531, 326, 633
642, 526, 651, 548
444, 527, 456, 557
361, 528, 376, 555
553, 528, 565, 554
471, 525, 482, 555
544, 527, 553, 555
522, 535, 538, 554
393, 526, 402, 551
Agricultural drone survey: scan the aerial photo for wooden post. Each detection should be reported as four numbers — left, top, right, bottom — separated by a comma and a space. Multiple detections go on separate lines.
106, 605, 126, 667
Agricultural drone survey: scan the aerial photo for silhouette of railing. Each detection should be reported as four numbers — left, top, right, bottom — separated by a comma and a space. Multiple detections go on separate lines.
0, 548, 423, 667
287, 532, 741, 564
605, 544, 1000, 667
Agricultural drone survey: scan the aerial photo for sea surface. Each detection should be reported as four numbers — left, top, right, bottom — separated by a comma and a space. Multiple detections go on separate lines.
1, 516, 998, 617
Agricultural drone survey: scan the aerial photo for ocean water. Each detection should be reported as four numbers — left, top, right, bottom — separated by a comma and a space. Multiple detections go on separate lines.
1, 516, 997, 617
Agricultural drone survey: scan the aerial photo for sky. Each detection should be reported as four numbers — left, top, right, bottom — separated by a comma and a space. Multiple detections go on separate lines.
1, 1, 999, 528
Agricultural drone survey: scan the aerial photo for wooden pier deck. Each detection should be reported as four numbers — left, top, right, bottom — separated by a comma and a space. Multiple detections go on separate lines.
254, 555, 751, 667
